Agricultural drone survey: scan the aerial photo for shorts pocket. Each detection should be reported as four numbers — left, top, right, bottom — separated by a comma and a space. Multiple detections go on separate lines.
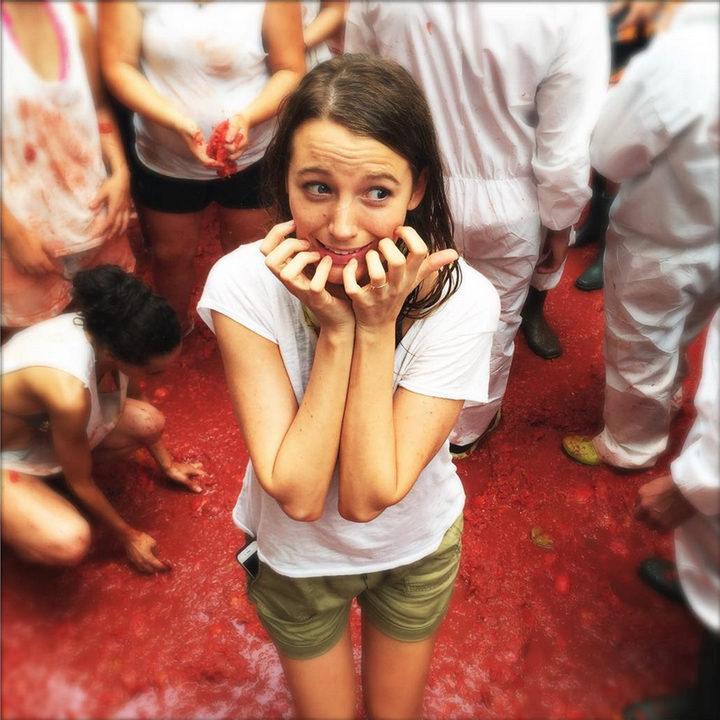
402, 517, 463, 593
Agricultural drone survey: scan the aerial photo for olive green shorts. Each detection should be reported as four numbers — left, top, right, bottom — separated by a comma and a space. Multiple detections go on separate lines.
247, 515, 463, 659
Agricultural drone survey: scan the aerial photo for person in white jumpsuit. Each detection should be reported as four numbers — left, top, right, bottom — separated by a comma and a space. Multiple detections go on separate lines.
625, 308, 719, 719
563, 3, 720, 470
345, 3, 610, 450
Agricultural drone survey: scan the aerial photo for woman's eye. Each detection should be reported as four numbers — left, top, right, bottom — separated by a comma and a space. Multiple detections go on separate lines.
367, 187, 390, 201
305, 182, 331, 195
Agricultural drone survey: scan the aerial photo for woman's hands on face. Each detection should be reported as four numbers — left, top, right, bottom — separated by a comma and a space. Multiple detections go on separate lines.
343, 225, 458, 330
261, 220, 355, 333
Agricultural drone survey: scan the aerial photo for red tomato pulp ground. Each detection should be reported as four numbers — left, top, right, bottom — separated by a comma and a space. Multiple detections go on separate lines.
1, 209, 704, 719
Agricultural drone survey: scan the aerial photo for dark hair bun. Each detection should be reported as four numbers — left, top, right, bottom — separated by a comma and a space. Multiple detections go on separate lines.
73, 265, 181, 365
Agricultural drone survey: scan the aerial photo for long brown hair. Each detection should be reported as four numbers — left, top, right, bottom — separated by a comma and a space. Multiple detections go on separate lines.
263, 54, 460, 319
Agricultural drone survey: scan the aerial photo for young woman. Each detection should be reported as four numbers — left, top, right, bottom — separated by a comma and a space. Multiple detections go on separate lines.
1, 265, 205, 574
198, 56, 500, 719
99, 1, 306, 334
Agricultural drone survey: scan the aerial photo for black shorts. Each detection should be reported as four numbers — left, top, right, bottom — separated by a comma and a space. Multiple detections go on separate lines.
131, 157, 266, 214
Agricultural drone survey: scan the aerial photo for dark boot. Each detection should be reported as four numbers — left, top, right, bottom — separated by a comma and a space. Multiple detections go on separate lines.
520, 287, 562, 359
575, 183, 613, 248
575, 238, 604, 291
638, 557, 685, 604
622, 689, 696, 720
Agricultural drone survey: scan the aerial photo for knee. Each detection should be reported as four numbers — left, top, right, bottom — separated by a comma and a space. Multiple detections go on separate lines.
135, 402, 166, 446
18, 515, 92, 567
152, 240, 197, 266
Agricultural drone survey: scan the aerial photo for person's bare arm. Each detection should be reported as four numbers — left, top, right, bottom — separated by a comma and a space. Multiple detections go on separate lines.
75, 5, 130, 240
211, 222, 356, 521
224, 2, 306, 160
338, 227, 461, 522
36, 370, 170, 573
126, 377, 205, 493
303, 1, 346, 50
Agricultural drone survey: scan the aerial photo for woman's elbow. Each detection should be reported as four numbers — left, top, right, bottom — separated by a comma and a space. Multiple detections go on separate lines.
279, 501, 323, 523
271, 479, 327, 523
338, 502, 385, 523
337, 489, 393, 523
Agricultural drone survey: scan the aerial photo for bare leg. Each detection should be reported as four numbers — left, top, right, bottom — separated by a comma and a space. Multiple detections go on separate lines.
138, 203, 205, 328
276, 624, 357, 720
1, 469, 91, 566
217, 206, 271, 254
361, 617, 437, 720
93, 398, 165, 462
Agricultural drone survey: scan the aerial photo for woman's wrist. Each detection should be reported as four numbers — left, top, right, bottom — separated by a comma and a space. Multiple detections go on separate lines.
355, 319, 396, 340
147, 441, 172, 473
109, 162, 130, 183
320, 322, 356, 346
172, 113, 199, 138
232, 108, 253, 130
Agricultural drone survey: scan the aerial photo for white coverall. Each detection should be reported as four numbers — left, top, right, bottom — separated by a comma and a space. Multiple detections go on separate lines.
590, 3, 720, 468
345, 3, 609, 444
672, 308, 719, 634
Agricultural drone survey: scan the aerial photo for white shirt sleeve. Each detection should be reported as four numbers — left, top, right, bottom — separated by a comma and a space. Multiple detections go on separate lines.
590, 30, 704, 184
196, 242, 278, 344
533, 4, 610, 230
671, 309, 720, 517
398, 266, 500, 404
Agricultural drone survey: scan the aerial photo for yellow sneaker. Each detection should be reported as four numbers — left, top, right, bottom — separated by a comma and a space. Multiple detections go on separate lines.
562, 435, 602, 466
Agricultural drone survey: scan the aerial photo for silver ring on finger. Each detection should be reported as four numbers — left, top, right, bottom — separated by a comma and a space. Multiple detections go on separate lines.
370, 282, 389, 290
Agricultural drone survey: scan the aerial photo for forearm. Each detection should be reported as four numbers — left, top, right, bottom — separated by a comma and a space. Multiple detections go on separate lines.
2, 203, 27, 255
339, 323, 397, 522
145, 438, 173, 473
96, 106, 129, 178
270, 328, 354, 520
68, 477, 136, 541
239, 69, 304, 129
304, 3, 346, 49
103, 63, 192, 136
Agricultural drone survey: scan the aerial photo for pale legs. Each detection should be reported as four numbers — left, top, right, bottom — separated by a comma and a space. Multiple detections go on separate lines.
1, 399, 165, 566
140, 204, 270, 331
217, 206, 270, 255
593, 231, 720, 468
139, 205, 204, 332
276, 620, 438, 720
1, 471, 92, 566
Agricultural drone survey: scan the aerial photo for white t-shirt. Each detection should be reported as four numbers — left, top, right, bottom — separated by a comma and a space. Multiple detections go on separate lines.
198, 241, 499, 577
134, 1, 275, 179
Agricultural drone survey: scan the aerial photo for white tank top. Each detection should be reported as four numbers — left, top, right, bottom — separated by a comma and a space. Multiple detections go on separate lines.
1, 313, 129, 476
134, 1, 276, 179
1, 2, 108, 258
